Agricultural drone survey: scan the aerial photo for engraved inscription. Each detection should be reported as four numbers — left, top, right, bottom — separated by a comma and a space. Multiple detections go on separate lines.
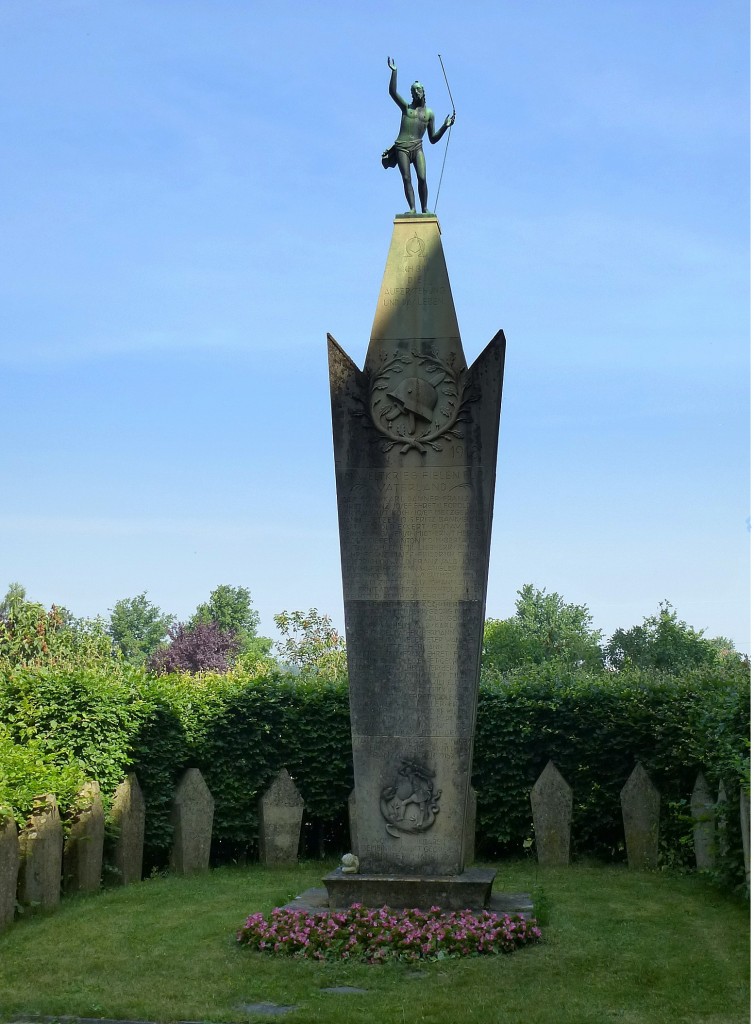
340, 468, 484, 602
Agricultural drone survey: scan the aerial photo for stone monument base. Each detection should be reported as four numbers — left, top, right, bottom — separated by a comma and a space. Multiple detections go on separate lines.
284, 881, 533, 919
323, 867, 496, 911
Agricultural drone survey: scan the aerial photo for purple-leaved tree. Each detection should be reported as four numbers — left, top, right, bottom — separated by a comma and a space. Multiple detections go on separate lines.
147, 621, 240, 675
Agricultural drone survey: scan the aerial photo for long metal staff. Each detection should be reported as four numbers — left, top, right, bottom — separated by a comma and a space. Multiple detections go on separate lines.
433, 53, 455, 214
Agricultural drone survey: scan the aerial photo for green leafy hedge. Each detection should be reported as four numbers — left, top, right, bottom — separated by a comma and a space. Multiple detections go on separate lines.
0, 661, 747, 886
474, 662, 748, 883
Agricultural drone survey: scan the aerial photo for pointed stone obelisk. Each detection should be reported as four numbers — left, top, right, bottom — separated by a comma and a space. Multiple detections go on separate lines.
326, 215, 505, 908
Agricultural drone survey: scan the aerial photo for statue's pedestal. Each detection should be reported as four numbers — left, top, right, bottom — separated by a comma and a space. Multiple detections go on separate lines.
323, 867, 496, 911
327, 215, 506, 910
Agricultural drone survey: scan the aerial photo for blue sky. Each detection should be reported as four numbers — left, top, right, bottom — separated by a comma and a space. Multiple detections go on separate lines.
1, 1, 749, 651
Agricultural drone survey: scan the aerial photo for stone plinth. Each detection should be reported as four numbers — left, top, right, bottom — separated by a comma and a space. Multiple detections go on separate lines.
112, 773, 145, 885
170, 768, 214, 875
286, 884, 534, 919
324, 867, 496, 911
328, 214, 504, 888
63, 780, 104, 894
258, 768, 304, 865
18, 794, 63, 909
620, 763, 660, 870
690, 771, 715, 870
530, 761, 572, 866
0, 816, 19, 929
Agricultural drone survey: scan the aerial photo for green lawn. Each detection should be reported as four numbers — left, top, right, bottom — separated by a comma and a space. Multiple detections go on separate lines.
0, 861, 748, 1024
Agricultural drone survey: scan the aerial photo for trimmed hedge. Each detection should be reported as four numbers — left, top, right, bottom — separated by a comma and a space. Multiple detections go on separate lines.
474, 662, 748, 883
0, 661, 747, 886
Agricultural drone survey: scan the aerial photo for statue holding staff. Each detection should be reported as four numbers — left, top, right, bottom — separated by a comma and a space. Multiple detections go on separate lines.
383, 56, 455, 214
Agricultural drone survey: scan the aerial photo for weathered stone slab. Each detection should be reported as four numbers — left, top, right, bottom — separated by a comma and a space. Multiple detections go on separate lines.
716, 779, 729, 859
258, 768, 304, 865
348, 788, 358, 854
63, 781, 104, 894
324, 866, 496, 911
169, 768, 214, 875
690, 771, 715, 870
328, 215, 505, 884
111, 773, 145, 885
620, 763, 660, 870
740, 787, 750, 894
17, 794, 63, 908
0, 816, 19, 929
463, 786, 477, 867
530, 761, 572, 866
236, 1004, 298, 1017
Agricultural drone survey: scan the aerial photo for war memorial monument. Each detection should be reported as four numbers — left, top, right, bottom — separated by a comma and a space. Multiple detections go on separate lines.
321, 58, 508, 912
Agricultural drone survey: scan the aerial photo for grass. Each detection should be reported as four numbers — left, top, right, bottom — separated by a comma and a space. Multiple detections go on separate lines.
0, 860, 748, 1024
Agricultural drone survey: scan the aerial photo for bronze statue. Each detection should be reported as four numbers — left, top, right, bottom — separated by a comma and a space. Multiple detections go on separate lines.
384, 56, 455, 214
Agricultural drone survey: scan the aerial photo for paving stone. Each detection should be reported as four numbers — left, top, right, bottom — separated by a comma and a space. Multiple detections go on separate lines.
321, 986, 368, 994
236, 1003, 298, 1017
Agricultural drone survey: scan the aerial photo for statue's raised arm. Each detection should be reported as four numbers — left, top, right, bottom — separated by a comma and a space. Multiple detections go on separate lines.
387, 56, 408, 110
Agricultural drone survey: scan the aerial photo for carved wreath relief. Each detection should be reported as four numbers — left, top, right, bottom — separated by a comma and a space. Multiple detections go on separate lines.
380, 759, 441, 838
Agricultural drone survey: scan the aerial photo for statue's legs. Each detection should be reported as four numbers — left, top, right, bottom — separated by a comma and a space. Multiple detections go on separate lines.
396, 151, 416, 212
415, 151, 429, 213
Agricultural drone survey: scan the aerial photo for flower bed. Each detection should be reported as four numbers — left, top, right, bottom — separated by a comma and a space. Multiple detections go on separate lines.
237, 903, 542, 963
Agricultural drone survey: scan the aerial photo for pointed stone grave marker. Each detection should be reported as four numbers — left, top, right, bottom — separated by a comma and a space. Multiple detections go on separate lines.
740, 788, 750, 895
690, 771, 715, 870
716, 779, 729, 860
258, 768, 304, 866
620, 763, 660, 870
0, 816, 19, 929
18, 794, 63, 908
170, 768, 214, 874
63, 780, 104, 893
111, 773, 145, 885
530, 761, 572, 866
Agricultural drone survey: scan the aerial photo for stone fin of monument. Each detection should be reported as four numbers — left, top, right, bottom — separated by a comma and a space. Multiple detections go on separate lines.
327, 214, 506, 894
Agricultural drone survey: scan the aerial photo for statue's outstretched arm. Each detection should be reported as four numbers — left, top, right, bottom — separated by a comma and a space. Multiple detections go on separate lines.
428, 110, 456, 144
387, 56, 408, 111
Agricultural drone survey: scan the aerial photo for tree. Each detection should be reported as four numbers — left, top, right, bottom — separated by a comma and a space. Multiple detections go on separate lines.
0, 582, 113, 671
0, 582, 27, 620
147, 621, 240, 675
109, 592, 174, 666
482, 583, 604, 674
605, 601, 742, 673
274, 608, 347, 680
190, 585, 271, 661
